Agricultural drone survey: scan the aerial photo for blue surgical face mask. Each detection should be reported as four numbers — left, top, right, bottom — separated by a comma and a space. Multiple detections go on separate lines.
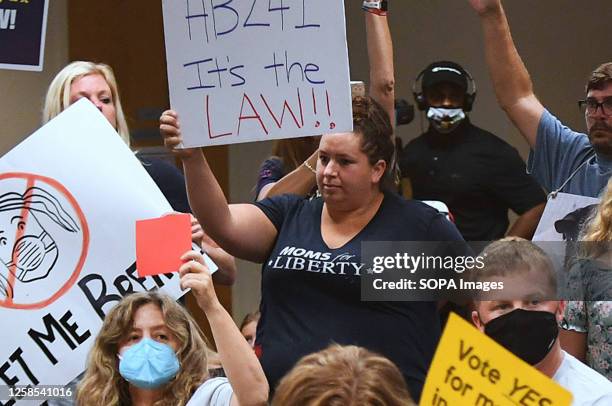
427, 107, 466, 133
118, 338, 180, 389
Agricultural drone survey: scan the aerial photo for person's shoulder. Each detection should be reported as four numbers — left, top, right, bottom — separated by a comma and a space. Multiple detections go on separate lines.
384, 192, 464, 241
138, 154, 179, 170
384, 192, 446, 222
253, 193, 320, 227
539, 109, 589, 142
260, 156, 283, 168
264, 193, 318, 208
187, 377, 233, 406
402, 133, 428, 150
257, 156, 284, 176
466, 123, 515, 149
556, 351, 612, 400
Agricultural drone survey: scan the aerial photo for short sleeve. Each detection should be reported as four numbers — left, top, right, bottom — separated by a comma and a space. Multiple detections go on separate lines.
561, 300, 588, 333
186, 377, 233, 406
426, 213, 465, 243
490, 144, 546, 214
255, 158, 285, 198
527, 109, 592, 193
139, 156, 191, 213
252, 194, 303, 232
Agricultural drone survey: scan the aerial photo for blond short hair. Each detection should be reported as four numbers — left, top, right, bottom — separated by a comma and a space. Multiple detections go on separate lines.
272, 344, 415, 406
43, 61, 130, 146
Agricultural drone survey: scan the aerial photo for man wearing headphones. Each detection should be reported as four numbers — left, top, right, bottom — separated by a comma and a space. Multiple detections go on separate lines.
399, 61, 546, 241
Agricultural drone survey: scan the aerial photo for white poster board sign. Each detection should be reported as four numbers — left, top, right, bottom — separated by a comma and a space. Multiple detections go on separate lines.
161, 0, 353, 147
0, 100, 188, 405
533, 192, 600, 242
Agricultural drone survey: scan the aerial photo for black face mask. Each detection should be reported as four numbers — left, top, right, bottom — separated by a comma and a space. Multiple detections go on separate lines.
484, 308, 559, 365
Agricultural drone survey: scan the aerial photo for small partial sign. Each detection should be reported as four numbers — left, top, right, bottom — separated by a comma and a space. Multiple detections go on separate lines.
0, 0, 49, 71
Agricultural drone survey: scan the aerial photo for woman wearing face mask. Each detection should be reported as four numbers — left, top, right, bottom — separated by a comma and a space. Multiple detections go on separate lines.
76, 251, 268, 406
42, 61, 236, 285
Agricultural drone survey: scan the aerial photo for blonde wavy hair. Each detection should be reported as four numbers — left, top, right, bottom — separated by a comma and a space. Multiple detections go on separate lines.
43, 61, 130, 146
579, 177, 612, 257
272, 344, 415, 406
76, 292, 209, 406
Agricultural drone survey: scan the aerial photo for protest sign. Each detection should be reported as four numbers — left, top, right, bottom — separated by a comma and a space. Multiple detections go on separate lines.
0, 99, 188, 405
0, 0, 48, 71
161, 0, 353, 147
533, 192, 600, 242
420, 313, 572, 406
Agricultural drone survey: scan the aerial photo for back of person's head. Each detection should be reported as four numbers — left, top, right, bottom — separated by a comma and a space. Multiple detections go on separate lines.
239, 310, 261, 348
586, 62, 612, 92
352, 96, 395, 192
43, 61, 130, 146
473, 237, 557, 300
272, 137, 319, 173
239, 310, 261, 330
77, 291, 209, 406
272, 344, 415, 406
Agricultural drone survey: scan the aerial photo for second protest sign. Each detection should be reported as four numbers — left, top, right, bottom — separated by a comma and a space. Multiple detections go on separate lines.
162, 0, 353, 147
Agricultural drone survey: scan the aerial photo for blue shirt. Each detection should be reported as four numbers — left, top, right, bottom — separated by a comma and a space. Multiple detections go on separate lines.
527, 109, 612, 197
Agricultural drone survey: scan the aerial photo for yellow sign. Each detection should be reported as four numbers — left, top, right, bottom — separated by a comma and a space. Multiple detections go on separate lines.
420, 313, 572, 406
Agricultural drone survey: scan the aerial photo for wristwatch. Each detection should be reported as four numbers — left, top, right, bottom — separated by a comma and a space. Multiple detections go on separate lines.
362, 0, 388, 16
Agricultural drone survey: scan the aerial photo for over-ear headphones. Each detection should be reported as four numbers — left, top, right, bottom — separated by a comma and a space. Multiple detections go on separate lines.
412, 62, 477, 112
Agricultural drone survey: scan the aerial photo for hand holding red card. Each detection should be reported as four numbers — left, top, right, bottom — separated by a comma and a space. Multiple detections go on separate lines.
136, 213, 192, 277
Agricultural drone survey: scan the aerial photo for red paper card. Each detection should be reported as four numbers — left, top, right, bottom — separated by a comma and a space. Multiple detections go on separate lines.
136, 213, 192, 277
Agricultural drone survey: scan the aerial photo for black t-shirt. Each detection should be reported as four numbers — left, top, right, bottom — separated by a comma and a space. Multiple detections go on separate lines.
253, 192, 464, 401
399, 121, 546, 241
137, 155, 191, 213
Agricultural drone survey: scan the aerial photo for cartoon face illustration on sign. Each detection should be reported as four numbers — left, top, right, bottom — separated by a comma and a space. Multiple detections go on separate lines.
0, 174, 88, 309
0, 187, 79, 297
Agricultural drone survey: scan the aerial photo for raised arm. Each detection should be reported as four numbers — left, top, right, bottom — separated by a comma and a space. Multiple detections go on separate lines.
365, 10, 395, 126
506, 202, 545, 239
160, 110, 277, 263
257, 10, 395, 201
256, 149, 318, 201
180, 251, 268, 406
470, 0, 544, 148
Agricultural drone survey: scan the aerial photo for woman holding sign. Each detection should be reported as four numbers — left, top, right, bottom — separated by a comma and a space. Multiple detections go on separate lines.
42, 61, 237, 285
160, 9, 463, 401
